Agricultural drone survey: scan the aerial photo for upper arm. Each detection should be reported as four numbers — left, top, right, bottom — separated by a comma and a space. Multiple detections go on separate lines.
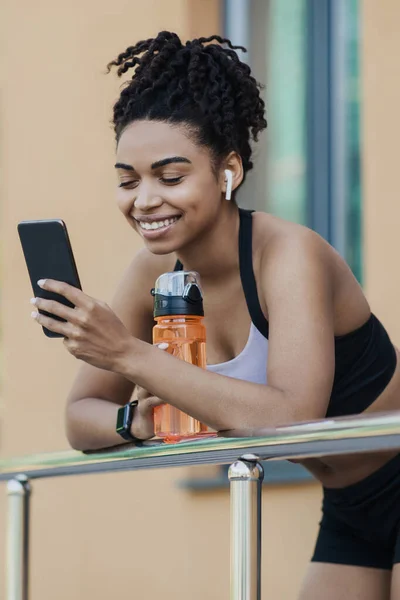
66, 249, 174, 408
261, 229, 335, 421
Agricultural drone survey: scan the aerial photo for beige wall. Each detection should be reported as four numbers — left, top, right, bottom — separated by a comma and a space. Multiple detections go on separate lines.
362, 0, 400, 342
0, 0, 396, 599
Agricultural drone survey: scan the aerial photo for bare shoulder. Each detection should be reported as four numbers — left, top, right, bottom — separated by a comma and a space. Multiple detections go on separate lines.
252, 211, 370, 332
252, 211, 333, 271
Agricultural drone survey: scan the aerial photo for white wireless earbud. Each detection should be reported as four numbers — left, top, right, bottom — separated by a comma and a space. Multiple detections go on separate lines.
224, 169, 233, 200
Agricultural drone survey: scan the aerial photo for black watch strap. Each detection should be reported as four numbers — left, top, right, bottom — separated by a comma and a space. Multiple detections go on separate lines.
116, 400, 144, 445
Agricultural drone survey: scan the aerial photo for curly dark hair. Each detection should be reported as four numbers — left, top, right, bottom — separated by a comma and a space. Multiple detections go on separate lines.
107, 31, 267, 186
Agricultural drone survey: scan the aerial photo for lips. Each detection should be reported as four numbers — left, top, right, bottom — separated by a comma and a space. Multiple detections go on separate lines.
133, 214, 182, 224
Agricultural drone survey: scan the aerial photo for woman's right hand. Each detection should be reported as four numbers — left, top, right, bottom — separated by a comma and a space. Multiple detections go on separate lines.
130, 385, 165, 441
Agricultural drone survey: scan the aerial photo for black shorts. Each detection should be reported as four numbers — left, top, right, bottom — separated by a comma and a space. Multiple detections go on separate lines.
312, 453, 400, 570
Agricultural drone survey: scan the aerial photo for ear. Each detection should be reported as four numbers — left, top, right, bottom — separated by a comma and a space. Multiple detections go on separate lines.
221, 152, 243, 198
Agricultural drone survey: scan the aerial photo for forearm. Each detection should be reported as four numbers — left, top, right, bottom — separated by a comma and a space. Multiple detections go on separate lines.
66, 397, 131, 451
117, 339, 300, 431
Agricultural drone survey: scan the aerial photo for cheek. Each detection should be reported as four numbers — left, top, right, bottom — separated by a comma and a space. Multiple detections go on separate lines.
116, 188, 133, 216
175, 176, 219, 209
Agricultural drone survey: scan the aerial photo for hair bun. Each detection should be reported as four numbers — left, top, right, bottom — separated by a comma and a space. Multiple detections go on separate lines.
107, 31, 267, 182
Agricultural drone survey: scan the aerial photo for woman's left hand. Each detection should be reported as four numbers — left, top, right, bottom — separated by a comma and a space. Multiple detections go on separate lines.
30, 279, 134, 371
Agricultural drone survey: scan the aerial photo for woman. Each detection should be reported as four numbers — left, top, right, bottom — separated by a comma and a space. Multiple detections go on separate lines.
29, 32, 400, 599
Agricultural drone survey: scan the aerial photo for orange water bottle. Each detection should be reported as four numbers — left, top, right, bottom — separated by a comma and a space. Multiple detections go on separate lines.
152, 270, 213, 443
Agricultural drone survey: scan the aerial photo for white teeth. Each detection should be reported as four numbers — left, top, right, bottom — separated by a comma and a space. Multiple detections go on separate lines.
138, 216, 179, 231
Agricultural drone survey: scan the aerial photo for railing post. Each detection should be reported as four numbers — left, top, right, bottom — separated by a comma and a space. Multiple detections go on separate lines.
6, 475, 31, 600
229, 454, 264, 600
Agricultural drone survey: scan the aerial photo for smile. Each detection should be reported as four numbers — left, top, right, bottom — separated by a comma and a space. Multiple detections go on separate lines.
137, 216, 180, 231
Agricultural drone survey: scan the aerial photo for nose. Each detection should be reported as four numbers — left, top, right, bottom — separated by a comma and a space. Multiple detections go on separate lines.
134, 185, 163, 211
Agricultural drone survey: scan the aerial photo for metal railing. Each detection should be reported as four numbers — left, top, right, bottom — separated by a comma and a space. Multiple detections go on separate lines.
2, 410, 400, 600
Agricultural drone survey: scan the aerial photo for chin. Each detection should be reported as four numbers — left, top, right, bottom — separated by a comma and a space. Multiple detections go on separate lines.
146, 245, 174, 256
144, 233, 197, 257
143, 239, 179, 256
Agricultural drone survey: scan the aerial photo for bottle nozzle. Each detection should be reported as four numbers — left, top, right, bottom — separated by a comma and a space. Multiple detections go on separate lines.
183, 283, 202, 304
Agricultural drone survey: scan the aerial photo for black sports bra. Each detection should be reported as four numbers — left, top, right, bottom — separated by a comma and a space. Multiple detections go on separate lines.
175, 208, 397, 417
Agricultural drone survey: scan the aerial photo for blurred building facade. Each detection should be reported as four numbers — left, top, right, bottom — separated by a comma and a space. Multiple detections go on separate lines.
0, 1, 398, 598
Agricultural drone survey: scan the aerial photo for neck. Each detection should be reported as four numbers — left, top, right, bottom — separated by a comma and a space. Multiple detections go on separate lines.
176, 204, 241, 283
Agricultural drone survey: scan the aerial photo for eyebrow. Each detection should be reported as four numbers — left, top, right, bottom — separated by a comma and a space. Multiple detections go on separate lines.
151, 156, 191, 170
114, 162, 134, 170
114, 156, 191, 171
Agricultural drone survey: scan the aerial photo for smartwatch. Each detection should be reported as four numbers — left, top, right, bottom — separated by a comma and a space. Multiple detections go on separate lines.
116, 400, 143, 445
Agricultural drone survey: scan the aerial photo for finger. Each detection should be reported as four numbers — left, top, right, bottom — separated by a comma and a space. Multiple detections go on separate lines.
30, 297, 76, 322
140, 396, 165, 410
37, 279, 87, 308
155, 342, 177, 356
156, 342, 169, 351
31, 310, 70, 336
136, 386, 153, 401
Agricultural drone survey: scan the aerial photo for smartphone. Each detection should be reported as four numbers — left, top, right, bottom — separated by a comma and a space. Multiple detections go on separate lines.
17, 219, 82, 338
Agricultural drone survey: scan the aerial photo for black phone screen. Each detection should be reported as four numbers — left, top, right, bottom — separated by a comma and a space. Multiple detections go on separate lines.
18, 219, 82, 338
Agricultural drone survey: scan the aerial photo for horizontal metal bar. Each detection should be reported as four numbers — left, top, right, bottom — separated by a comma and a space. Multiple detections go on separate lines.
1, 411, 400, 482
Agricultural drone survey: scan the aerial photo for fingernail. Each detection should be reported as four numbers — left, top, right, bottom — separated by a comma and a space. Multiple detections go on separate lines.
37, 279, 46, 287
157, 343, 169, 350
30, 298, 37, 305
31, 311, 38, 319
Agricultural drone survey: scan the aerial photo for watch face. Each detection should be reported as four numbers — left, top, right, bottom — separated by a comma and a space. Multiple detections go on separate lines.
116, 405, 129, 433
116, 402, 143, 444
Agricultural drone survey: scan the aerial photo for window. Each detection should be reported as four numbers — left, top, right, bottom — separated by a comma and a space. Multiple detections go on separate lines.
345, 0, 362, 282
231, 0, 362, 276
243, 0, 308, 226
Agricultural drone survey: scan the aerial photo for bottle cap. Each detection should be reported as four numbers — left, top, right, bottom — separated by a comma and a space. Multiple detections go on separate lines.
152, 271, 204, 317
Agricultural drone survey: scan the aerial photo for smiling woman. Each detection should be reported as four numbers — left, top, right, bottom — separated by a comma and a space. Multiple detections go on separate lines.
28, 30, 400, 600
